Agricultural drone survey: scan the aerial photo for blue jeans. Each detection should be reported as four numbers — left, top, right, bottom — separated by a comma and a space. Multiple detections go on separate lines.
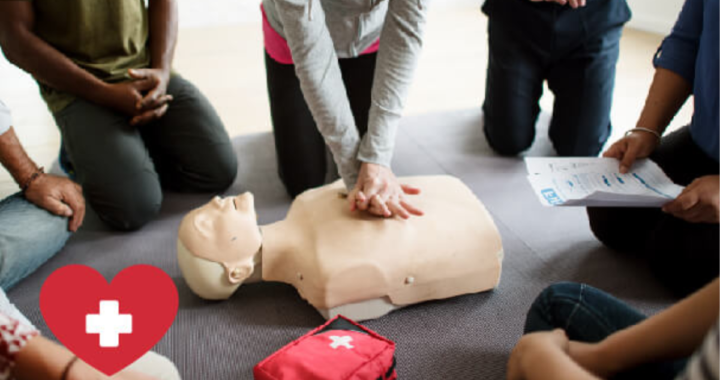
525, 282, 686, 380
0, 193, 71, 290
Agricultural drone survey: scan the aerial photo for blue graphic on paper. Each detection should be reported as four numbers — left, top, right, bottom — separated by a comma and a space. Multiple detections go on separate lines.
632, 173, 674, 199
602, 175, 611, 187
541, 189, 563, 205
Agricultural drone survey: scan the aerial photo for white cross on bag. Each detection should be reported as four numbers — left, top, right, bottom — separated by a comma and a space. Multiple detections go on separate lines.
329, 335, 354, 350
86, 300, 133, 348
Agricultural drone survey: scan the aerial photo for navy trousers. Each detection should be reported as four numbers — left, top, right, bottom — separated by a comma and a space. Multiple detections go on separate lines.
481, 0, 630, 156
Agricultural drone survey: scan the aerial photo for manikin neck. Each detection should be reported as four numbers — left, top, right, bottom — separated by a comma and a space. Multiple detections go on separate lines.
257, 219, 300, 282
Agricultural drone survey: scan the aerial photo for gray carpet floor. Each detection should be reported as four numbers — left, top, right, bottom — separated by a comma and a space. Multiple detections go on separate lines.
9, 109, 677, 379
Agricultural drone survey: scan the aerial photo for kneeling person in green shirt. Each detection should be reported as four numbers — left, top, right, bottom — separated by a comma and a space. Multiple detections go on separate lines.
0, 0, 238, 231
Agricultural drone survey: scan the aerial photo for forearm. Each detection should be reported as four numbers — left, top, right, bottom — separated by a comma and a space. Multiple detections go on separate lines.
12, 336, 76, 380
358, 0, 428, 166
0, 14, 107, 102
635, 67, 692, 135
522, 346, 600, 380
148, 0, 178, 72
0, 128, 39, 188
598, 278, 719, 372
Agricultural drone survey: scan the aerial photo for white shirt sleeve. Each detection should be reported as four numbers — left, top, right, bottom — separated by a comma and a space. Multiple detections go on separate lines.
0, 100, 12, 136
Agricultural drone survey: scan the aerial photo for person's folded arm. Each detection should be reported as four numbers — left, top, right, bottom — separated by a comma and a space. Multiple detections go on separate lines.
571, 278, 719, 377
0, 1, 165, 118
0, 1, 108, 104
272, 0, 362, 190
507, 329, 599, 380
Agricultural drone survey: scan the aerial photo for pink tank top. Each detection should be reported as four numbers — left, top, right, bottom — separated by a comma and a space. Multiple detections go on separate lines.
261, 5, 380, 65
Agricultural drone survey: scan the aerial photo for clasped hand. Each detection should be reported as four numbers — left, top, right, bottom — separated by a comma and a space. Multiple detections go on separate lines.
101, 68, 173, 126
529, 0, 586, 8
347, 162, 424, 219
507, 330, 618, 380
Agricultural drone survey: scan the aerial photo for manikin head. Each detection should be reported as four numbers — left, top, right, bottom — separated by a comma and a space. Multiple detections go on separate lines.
177, 193, 263, 300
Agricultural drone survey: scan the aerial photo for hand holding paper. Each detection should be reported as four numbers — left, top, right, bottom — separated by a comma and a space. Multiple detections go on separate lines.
662, 175, 720, 223
525, 157, 684, 207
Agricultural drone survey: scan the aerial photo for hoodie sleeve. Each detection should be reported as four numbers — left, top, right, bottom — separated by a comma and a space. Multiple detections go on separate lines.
357, 0, 429, 167
271, 0, 362, 190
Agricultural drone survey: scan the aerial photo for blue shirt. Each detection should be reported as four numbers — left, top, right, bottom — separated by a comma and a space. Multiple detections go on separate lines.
654, 0, 719, 162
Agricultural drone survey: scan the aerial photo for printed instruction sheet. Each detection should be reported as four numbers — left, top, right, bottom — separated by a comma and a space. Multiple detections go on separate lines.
525, 157, 684, 207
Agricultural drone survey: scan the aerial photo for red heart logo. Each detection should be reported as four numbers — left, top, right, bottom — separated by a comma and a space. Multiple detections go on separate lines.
40, 265, 178, 376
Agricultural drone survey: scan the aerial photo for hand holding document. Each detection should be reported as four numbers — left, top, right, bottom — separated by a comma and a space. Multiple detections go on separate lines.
525, 157, 684, 207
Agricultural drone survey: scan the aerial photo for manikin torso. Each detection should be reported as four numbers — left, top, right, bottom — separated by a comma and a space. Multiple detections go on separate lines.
178, 176, 503, 321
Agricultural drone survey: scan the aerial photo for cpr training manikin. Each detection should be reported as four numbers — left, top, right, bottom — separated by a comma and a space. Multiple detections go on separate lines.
177, 175, 503, 321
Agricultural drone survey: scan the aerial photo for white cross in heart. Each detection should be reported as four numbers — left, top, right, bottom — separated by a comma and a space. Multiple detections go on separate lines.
328, 335, 354, 350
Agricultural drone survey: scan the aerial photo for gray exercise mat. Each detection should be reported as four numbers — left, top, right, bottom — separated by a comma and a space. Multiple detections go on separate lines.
8, 109, 676, 379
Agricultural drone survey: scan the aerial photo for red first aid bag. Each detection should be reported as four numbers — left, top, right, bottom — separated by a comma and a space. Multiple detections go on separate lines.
254, 315, 397, 380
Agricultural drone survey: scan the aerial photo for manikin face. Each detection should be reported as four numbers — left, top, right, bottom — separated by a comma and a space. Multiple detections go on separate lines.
178, 193, 263, 288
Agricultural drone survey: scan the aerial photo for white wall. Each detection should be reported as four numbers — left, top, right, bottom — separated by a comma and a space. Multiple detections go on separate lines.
626, 0, 684, 35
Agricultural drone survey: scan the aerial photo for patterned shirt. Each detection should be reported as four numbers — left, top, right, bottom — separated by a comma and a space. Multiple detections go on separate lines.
676, 321, 719, 380
0, 312, 38, 380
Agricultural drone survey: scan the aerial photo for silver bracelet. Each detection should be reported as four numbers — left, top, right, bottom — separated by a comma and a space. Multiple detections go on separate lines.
625, 127, 662, 143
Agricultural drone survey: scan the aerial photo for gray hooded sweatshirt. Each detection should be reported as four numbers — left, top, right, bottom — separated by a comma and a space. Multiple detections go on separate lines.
262, 0, 429, 189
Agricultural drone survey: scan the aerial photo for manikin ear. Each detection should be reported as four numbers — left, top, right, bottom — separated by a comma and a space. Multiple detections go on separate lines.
226, 262, 254, 285
193, 212, 216, 239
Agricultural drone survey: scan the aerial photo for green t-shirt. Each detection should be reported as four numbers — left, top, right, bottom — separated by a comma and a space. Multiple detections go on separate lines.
29, 0, 150, 113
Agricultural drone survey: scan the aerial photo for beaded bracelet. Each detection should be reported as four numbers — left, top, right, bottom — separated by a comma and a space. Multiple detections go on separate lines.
20, 166, 44, 193
624, 127, 662, 143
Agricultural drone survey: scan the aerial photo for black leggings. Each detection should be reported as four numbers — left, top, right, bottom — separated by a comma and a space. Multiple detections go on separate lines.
587, 127, 719, 296
264, 51, 377, 197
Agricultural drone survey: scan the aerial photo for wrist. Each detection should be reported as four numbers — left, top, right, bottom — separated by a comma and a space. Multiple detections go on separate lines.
91, 81, 114, 107
625, 127, 662, 144
152, 65, 172, 79
60, 356, 79, 380
521, 341, 565, 375
20, 166, 44, 193
67, 359, 106, 380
